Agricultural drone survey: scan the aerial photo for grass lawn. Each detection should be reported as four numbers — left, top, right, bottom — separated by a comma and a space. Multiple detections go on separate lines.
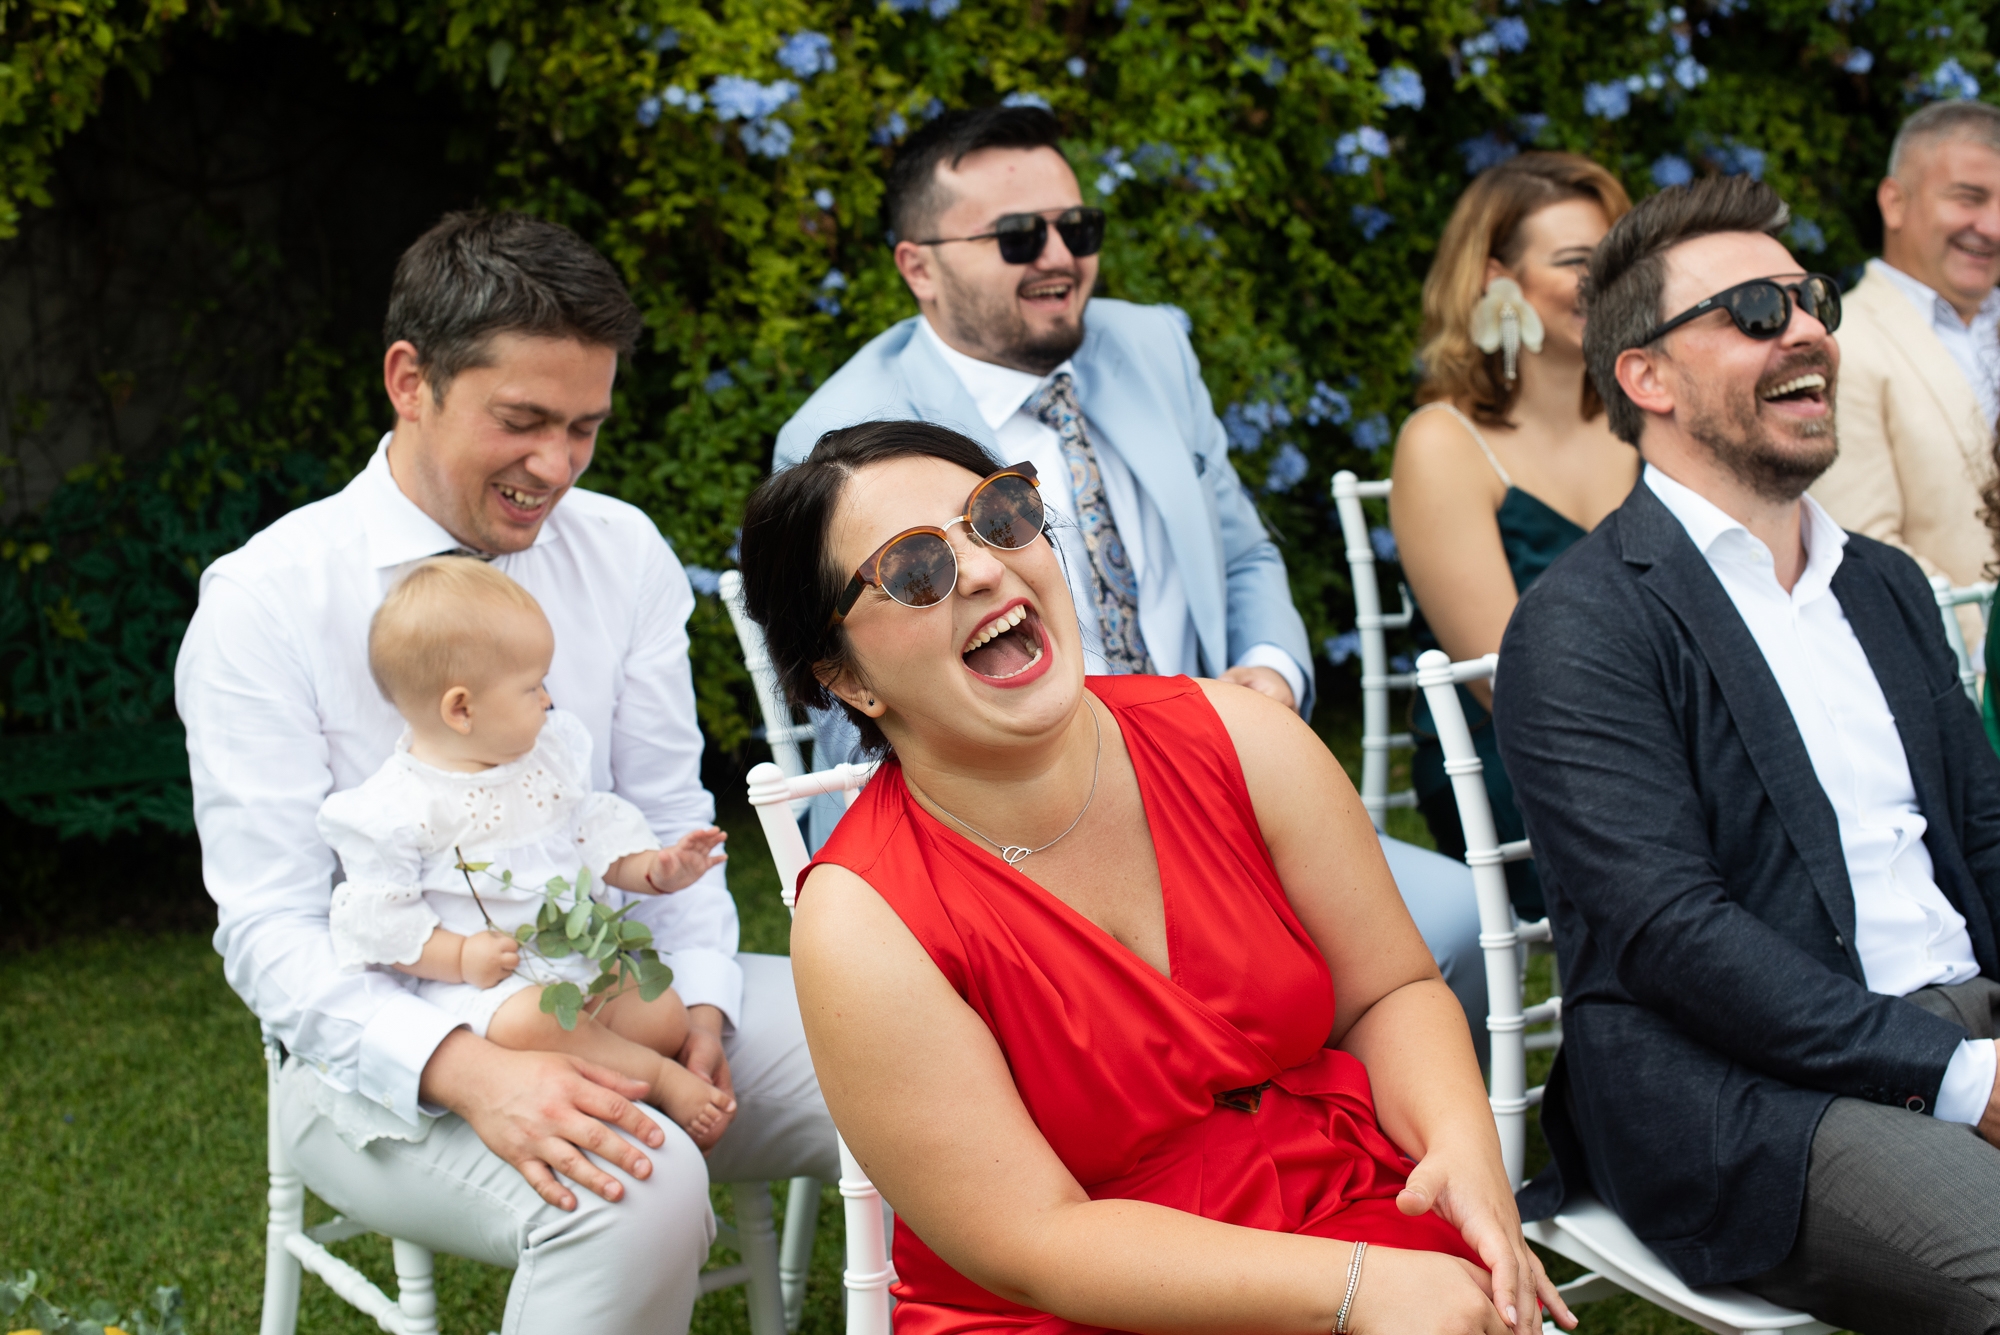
1, 749, 1747, 1334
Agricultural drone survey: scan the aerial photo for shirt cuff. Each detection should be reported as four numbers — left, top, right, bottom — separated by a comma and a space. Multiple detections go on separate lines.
1232, 642, 1309, 715
1936, 1038, 1997, 1124
665, 948, 744, 1032
356, 991, 469, 1127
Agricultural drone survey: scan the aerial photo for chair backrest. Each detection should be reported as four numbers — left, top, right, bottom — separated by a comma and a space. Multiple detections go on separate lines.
1931, 575, 1995, 703
1330, 471, 1417, 830
1413, 648, 1557, 1191
746, 761, 879, 911
720, 570, 817, 778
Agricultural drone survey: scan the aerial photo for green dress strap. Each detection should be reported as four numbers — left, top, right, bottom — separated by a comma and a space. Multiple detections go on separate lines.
1984, 606, 2000, 757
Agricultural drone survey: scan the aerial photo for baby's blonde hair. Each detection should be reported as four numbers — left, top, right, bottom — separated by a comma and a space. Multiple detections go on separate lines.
369, 557, 549, 711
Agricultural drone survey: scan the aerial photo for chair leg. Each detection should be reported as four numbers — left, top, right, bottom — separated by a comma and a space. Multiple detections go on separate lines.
779, 1177, 821, 1332
736, 1182, 787, 1335
838, 1136, 895, 1335
392, 1239, 439, 1335
261, 1042, 304, 1335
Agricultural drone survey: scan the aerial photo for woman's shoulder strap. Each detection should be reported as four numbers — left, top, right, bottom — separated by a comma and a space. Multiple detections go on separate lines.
1405, 401, 1512, 489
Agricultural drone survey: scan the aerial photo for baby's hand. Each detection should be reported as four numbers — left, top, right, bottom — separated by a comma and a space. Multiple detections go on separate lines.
641, 827, 728, 895
461, 930, 521, 989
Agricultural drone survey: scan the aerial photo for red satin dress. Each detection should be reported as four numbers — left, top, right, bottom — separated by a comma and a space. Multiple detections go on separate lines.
804, 675, 1480, 1335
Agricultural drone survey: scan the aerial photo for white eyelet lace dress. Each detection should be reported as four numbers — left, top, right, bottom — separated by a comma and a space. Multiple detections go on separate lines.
316, 708, 660, 1038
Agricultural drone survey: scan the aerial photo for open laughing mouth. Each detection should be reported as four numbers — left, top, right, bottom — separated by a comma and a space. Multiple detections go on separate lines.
494, 482, 553, 519
1758, 371, 1828, 413
1019, 275, 1076, 312
961, 601, 1050, 685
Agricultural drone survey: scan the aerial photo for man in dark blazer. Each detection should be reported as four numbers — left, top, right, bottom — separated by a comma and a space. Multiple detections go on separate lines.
1496, 173, 2000, 1330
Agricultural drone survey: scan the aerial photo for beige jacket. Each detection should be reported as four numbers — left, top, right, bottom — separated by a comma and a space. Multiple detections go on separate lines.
1813, 267, 1997, 598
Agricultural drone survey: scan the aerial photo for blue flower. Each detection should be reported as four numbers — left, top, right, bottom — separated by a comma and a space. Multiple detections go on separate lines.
928, 0, 960, 16
813, 188, 835, 210
709, 76, 800, 121
814, 295, 842, 316
1306, 381, 1353, 426
820, 269, 848, 292
1826, 0, 1873, 19
636, 96, 662, 128
1314, 45, 1350, 72
683, 565, 723, 596
1491, 16, 1531, 51
1351, 205, 1394, 240
1116, 0, 1133, 13
1844, 48, 1875, 74
741, 120, 795, 158
1378, 66, 1425, 109
704, 370, 736, 393
1330, 126, 1392, 175
1714, 0, 1747, 12
1353, 414, 1392, 453
1066, 56, 1088, 78
1927, 58, 1981, 101
1459, 132, 1519, 174
1134, 141, 1181, 175
1673, 55, 1708, 89
664, 85, 704, 112
1515, 112, 1550, 142
1583, 81, 1631, 119
1265, 443, 1310, 493
1786, 217, 1828, 254
1001, 91, 1051, 111
1651, 153, 1694, 187
635, 25, 680, 52
922, 97, 945, 120
1389, 653, 1414, 673
1369, 526, 1399, 563
870, 111, 910, 145
776, 32, 836, 79
1709, 140, 1765, 180
1222, 400, 1293, 452
1324, 630, 1362, 665
1245, 45, 1288, 86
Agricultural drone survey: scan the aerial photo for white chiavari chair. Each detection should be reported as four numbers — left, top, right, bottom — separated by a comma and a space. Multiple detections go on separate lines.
1331, 471, 1417, 831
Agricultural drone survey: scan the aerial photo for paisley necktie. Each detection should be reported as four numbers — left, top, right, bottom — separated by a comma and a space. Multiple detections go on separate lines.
1032, 371, 1154, 674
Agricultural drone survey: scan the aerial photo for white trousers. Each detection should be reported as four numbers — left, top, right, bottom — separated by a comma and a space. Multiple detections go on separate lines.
276, 953, 838, 1334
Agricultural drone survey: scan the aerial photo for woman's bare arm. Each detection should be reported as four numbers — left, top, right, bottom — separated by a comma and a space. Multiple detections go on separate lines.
1200, 678, 1571, 1332
790, 864, 1513, 1335
1390, 410, 1518, 707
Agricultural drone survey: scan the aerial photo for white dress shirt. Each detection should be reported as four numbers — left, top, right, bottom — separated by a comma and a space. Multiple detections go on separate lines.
176, 438, 738, 1127
1872, 258, 2000, 426
919, 318, 1308, 707
1645, 464, 1995, 1122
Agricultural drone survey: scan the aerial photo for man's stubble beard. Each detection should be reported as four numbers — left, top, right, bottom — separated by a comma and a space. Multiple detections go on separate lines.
1681, 354, 1840, 505
935, 258, 1091, 376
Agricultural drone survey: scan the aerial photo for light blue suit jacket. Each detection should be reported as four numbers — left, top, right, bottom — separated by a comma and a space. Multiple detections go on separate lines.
773, 298, 1314, 709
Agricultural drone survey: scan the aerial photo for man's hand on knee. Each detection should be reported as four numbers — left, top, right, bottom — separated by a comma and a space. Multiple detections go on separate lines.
420, 1029, 669, 1211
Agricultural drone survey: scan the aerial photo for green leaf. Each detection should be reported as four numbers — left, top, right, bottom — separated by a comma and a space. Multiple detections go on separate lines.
515, 924, 535, 943
487, 39, 514, 88
636, 954, 675, 1002
565, 900, 594, 938
455, 860, 491, 873
541, 981, 585, 1030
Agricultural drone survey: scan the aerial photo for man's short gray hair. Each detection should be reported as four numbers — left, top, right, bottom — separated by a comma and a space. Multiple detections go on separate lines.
1889, 100, 2000, 179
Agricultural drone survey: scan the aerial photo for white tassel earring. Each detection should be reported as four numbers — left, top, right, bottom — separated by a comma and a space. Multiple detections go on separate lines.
1469, 277, 1545, 383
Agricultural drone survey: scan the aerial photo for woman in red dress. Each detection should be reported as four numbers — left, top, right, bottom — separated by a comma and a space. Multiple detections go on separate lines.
739, 422, 1571, 1335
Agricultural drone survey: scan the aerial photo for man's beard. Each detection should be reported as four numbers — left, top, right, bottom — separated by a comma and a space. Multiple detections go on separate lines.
1682, 352, 1839, 504
935, 261, 1091, 375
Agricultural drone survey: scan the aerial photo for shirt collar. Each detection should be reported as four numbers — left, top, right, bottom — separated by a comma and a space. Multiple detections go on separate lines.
358, 434, 560, 570
1644, 461, 1846, 602
1870, 257, 2000, 330
918, 317, 1073, 431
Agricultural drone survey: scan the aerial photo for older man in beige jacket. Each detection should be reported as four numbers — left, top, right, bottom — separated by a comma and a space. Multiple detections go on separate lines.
1815, 100, 2000, 638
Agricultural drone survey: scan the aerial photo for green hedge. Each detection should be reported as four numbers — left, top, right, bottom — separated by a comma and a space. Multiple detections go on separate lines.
4, 0, 1995, 834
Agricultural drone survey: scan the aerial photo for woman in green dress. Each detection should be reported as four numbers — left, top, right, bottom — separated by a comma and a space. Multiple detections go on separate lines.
1390, 153, 1636, 921
1981, 442, 2000, 754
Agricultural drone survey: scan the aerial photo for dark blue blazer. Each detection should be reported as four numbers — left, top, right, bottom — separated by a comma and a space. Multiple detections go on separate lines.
1493, 479, 2000, 1288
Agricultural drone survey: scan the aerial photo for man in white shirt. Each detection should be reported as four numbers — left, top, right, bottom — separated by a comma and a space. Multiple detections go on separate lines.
771, 104, 1489, 1052
1813, 99, 2000, 610
175, 212, 835, 1334
1497, 174, 2000, 1329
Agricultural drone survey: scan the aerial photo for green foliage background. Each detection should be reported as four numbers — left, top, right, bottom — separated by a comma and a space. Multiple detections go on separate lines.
3, 0, 1994, 833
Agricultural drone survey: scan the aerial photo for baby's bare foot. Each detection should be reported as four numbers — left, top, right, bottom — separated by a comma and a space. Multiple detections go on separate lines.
654, 1059, 737, 1150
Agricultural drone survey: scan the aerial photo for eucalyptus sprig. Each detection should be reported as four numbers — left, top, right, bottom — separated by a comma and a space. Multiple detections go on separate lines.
454, 850, 674, 1031
0, 1271, 185, 1335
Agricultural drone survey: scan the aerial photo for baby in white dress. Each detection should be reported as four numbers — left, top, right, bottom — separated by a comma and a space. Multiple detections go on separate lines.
318, 557, 735, 1145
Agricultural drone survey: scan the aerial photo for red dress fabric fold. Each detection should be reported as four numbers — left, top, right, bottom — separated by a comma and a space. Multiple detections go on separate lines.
805, 675, 1480, 1335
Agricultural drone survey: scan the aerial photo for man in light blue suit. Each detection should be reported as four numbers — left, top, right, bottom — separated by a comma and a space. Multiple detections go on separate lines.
773, 104, 1485, 1049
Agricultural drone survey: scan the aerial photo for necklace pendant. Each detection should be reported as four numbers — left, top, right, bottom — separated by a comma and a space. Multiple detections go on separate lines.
1000, 846, 1034, 865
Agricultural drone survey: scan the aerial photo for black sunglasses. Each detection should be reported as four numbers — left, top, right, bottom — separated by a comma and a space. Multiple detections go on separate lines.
916, 207, 1106, 265
831, 464, 1045, 623
1634, 274, 1843, 349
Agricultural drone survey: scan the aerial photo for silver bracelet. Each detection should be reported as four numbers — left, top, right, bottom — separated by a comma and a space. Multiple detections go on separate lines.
1334, 1240, 1367, 1333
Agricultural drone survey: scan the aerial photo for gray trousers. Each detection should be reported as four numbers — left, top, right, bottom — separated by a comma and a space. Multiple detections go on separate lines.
1741, 976, 2000, 1334
278, 953, 838, 1334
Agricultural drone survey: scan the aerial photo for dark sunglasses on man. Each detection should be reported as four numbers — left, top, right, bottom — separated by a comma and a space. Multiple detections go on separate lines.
1632, 273, 1843, 349
831, 463, 1045, 624
916, 207, 1107, 266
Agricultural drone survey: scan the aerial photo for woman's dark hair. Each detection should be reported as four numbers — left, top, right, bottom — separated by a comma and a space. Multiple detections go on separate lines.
739, 420, 1003, 756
